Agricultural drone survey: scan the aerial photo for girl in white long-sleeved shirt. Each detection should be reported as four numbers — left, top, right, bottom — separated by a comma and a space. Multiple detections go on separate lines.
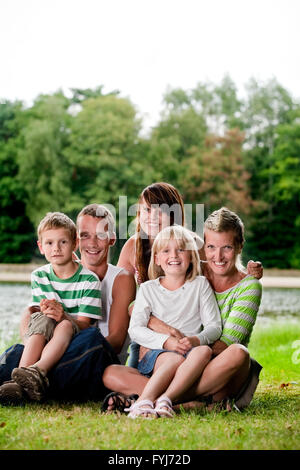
126, 225, 222, 418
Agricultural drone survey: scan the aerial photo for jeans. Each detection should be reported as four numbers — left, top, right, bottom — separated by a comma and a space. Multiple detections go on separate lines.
0, 327, 120, 401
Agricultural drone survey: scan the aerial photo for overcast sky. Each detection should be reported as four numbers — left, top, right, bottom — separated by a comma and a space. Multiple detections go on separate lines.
1, 0, 300, 131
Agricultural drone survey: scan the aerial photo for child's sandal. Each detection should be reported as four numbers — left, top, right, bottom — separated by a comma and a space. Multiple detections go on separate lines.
125, 399, 157, 419
155, 396, 174, 418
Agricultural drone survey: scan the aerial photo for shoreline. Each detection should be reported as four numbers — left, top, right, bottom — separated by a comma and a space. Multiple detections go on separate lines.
0, 264, 300, 288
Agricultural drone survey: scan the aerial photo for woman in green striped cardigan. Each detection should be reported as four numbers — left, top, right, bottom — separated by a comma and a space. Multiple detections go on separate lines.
189, 207, 263, 410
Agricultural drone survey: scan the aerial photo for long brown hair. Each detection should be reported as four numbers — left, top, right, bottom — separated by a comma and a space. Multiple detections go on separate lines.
135, 182, 185, 283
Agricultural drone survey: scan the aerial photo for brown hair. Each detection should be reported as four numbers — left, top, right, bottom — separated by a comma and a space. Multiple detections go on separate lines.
148, 225, 201, 281
37, 212, 77, 242
135, 182, 185, 284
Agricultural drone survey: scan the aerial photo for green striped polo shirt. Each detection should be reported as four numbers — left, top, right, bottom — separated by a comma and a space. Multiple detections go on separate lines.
30, 263, 102, 320
215, 275, 262, 347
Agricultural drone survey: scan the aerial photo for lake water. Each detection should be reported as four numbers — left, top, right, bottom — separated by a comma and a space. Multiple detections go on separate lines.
0, 283, 299, 350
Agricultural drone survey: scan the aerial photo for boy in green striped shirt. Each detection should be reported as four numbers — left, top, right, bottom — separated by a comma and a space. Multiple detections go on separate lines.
9, 212, 102, 401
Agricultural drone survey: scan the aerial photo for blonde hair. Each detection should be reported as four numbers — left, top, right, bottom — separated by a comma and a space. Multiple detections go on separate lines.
204, 207, 245, 270
37, 212, 77, 242
148, 225, 201, 281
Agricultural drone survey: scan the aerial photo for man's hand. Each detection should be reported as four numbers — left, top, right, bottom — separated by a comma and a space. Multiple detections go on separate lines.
247, 260, 263, 279
40, 299, 65, 322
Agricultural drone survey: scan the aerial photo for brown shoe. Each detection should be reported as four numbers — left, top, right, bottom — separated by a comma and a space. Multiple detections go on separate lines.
12, 366, 49, 402
0, 380, 27, 405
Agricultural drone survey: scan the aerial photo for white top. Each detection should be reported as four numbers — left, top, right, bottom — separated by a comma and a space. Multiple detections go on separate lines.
98, 263, 130, 365
128, 275, 222, 350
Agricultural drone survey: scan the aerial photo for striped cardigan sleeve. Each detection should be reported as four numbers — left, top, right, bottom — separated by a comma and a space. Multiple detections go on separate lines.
216, 276, 262, 347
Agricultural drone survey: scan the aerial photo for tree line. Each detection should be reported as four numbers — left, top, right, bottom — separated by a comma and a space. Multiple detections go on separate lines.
1, 76, 299, 268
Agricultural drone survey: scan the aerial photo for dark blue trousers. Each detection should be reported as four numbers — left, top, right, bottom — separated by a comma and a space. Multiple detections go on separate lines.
0, 327, 119, 401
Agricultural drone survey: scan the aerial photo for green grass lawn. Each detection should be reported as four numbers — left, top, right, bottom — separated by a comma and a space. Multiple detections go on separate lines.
0, 320, 299, 450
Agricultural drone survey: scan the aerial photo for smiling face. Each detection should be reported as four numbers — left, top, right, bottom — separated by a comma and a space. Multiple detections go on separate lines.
204, 229, 242, 277
77, 214, 115, 271
154, 238, 192, 279
38, 228, 76, 267
139, 198, 171, 240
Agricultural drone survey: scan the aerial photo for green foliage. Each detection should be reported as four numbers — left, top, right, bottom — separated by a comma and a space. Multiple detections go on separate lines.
64, 94, 155, 218
0, 78, 299, 266
241, 79, 299, 267
268, 112, 300, 268
0, 101, 34, 262
16, 93, 73, 228
179, 129, 254, 217
70, 86, 120, 103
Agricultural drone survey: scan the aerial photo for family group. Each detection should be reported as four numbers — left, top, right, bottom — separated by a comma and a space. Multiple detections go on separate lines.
0, 182, 263, 418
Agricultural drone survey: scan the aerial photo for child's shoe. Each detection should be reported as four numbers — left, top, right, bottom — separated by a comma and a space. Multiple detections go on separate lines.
12, 366, 49, 401
0, 380, 27, 405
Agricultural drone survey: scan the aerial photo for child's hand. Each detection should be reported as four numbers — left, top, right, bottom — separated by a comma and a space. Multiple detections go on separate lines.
40, 298, 56, 313
40, 299, 65, 322
247, 260, 263, 279
178, 336, 200, 351
163, 336, 190, 355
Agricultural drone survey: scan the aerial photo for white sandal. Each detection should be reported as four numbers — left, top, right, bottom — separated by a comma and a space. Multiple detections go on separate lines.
124, 399, 158, 419
155, 396, 174, 418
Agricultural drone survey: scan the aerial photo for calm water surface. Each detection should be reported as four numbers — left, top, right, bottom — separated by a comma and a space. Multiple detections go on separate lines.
0, 283, 299, 349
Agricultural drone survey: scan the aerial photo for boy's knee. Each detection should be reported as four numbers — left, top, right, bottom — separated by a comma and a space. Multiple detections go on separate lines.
59, 319, 72, 328
57, 319, 76, 335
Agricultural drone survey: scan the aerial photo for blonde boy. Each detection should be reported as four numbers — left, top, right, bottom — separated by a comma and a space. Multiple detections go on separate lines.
9, 212, 102, 401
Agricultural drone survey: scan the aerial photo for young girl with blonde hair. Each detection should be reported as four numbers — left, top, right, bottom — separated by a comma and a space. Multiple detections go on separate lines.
125, 225, 221, 418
